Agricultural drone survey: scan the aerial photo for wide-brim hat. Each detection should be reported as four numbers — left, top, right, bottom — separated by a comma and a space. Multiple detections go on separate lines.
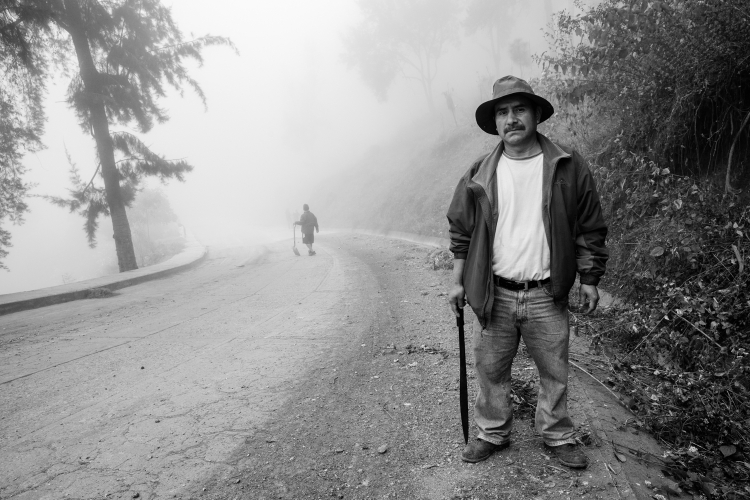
475, 75, 554, 135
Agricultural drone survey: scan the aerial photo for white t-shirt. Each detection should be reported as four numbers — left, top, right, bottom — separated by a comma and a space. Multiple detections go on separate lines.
492, 151, 551, 281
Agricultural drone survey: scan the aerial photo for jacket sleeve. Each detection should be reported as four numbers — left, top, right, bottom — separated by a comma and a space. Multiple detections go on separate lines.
446, 172, 476, 260
314, 214, 319, 231
573, 152, 609, 285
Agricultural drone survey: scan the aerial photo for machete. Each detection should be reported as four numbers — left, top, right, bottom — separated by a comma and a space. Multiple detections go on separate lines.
457, 307, 468, 444
292, 223, 300, 256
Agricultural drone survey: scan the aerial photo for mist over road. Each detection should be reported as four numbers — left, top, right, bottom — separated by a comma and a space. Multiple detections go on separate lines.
0, 237, 361, 498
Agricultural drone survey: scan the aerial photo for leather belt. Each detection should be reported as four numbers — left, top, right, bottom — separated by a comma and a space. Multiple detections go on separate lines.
494, 275, 550, 291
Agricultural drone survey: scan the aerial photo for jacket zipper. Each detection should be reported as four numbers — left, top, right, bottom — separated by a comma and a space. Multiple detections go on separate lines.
483, 211, 494, 327
546, 159, 558, 294
482, 179, 498, 328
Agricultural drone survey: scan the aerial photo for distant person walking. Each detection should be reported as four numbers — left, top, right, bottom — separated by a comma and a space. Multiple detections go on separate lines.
294, 204, 319, 256
447, 76, 609, 469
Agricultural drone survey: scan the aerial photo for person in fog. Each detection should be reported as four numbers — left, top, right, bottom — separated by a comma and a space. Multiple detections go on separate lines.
447, 76, 608, 469
294, 204, 319, 256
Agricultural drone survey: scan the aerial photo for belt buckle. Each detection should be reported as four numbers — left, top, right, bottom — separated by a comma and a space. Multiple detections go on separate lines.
523, 281, 529, 291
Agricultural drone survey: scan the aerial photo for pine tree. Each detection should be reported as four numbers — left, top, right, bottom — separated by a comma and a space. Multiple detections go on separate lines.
1, 0, 232, 271
0, 0, 48, 269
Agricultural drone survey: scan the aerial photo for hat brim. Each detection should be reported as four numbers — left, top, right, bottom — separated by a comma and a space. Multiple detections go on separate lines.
475, 92, 554, 135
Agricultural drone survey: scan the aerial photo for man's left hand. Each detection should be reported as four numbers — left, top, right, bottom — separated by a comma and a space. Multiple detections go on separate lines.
579, 284, 599, 314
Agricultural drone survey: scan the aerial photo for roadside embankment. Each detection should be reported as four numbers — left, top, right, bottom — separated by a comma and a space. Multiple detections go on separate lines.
0, 234, 207, 316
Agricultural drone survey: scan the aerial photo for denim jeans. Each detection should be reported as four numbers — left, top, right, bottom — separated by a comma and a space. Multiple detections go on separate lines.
473, 284, 577, 447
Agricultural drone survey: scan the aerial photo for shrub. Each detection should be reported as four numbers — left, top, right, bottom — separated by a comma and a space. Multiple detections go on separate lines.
426, 247, 454, 270
538, 2, 750, 495
539, 0, 750, 192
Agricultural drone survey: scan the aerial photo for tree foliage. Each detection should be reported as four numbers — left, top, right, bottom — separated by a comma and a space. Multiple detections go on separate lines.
0, 1, 50, 269
126, 187, 182, 267
343, 0, 460, 110
539, 0, 750, 191
59, 0, 229, 133
45, 132, 190, 246
0, 89, 38, 269
464, 0, 518, 75
0, 0, 232, 271
45, 150, 113, 246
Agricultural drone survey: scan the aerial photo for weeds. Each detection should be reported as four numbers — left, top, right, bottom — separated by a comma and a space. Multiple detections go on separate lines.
426, 248, 454, 270
573, 157, 750, 498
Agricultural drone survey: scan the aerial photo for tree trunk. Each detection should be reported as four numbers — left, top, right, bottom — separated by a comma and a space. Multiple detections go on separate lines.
489, 25, 500, 76
61, 0, 138, 271
421, 72, 435, 113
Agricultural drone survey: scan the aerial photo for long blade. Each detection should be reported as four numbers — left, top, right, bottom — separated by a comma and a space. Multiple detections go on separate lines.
457, 308, 468, 444
292, 225, 300, 256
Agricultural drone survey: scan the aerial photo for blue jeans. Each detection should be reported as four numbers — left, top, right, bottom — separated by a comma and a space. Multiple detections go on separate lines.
473, 284, 576, 447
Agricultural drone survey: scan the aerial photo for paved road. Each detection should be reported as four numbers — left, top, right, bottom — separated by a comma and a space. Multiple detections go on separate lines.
0, 239, 362, 499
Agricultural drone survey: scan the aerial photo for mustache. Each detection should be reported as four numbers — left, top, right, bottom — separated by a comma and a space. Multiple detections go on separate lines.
504, 125, 525, 133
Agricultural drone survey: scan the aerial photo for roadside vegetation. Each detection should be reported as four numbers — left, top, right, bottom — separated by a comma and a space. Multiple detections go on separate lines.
537, 2, 749, 497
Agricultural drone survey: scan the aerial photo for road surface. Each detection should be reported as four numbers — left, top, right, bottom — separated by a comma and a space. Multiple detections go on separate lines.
1, 238, 363, 498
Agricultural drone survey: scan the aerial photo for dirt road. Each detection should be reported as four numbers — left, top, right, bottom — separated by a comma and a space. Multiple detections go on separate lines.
1, 234, 660, 499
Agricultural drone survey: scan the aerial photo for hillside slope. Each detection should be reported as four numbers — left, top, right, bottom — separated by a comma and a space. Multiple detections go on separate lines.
315, 123, 498, 239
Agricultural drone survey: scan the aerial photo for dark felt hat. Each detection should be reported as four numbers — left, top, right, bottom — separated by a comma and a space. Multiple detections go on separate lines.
475, 76, 554, 135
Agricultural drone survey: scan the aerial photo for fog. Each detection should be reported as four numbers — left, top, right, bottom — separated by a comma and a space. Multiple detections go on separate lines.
1, 0, 587, 295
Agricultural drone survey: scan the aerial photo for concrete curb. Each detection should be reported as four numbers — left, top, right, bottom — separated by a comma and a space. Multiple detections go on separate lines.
0, 239, 207, 316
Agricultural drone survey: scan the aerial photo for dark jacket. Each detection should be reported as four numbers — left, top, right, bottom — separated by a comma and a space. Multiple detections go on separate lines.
299, 211, 319, 235
446, 133, 608, 327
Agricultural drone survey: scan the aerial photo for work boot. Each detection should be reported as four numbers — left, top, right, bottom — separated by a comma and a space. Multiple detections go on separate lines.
461, 439, 510, 463
544, 443, 589, 469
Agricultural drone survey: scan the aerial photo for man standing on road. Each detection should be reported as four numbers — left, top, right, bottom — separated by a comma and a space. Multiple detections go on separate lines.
446, 76, 608, 469
294, 204, 319, 256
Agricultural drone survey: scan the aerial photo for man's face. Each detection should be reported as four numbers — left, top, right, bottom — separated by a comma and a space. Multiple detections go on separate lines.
494, 95, 541, 147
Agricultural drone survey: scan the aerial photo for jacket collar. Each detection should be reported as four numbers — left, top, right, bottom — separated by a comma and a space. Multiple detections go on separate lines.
538, 133, 570, 166
468, 132, 571, 240
538, 134, 570, 247
470, 133, 570, 191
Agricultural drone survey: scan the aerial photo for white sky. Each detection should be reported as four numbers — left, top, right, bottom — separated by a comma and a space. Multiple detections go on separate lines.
2, 0, 586, 293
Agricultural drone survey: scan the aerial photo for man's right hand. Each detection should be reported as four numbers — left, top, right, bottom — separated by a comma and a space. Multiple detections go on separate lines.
448, 284, 466, 317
